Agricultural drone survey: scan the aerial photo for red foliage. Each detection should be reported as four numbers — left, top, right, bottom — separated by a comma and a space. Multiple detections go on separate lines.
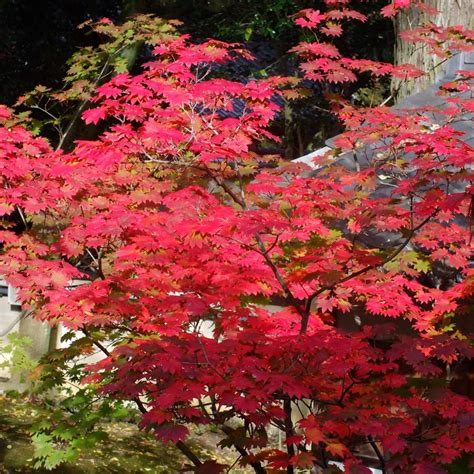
0, 2, 473, 472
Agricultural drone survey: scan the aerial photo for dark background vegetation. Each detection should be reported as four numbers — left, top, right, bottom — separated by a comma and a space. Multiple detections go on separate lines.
0, 0, 394, 156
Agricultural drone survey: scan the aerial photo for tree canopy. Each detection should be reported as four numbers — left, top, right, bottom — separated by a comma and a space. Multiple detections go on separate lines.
0, 1, 473, 472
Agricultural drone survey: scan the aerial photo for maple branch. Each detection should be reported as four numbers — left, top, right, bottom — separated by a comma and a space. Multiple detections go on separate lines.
255, 234, 306, 318
220, 424, 266, 474
81, 327, 111, 356
16, 206, 28, 229
30, 103, 65, 137
196, 335, 225, 379
81, 327, 203, 467
175, 441, 203, 467
208, 170, 307, 319
55, 45, 126, 151
283, 398, 296, 474
56, 98, 91, 151
81, 330, 148, 415
4, 182, 29, 230
85, 248, 106, 280
368, 435, 386, 474
337, 380, 357, 407
226, 454, 243, 473
208, 172, 247, 210
302, 210, 439, 333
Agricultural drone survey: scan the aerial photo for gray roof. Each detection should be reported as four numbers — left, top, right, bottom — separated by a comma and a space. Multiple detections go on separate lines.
296, 52, 474, 167
292, 53, 473, 258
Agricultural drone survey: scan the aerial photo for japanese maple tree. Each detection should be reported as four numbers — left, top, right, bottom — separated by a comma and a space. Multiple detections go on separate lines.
0, 1, 473, 472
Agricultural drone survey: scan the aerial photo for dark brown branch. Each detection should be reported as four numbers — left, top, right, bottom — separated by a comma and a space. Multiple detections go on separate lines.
175, 441, 203, 467
283, 398, 295, 474
255, 234, 306, 319
368, 435, 386, 474
208, 172, 247, 209
302, 210, 439, 333
82, 327, 111, 356
208, 171, 306, 320
337, 381, 356, 407
220, 425, 266, 474
81, 328, 203, 467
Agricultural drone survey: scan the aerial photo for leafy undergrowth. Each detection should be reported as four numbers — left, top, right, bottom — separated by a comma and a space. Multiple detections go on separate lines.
0, 395, 248, 473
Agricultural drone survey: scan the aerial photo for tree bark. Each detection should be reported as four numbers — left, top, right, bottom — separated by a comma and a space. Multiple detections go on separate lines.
393, 0, 472, 100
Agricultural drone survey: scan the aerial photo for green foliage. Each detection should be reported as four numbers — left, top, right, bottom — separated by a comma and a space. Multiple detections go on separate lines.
31, 432, 76, 470
0, 332, 36, 381
30, 384, 135, 469
0, 394, 209, 472
15, 15, 179, 144
208, 0, 299, 40
352, 80, 390, 107
26, 331, 139, 469
64, 14, 178, 90
446, 454, 472, 474
384, 250, 431, 273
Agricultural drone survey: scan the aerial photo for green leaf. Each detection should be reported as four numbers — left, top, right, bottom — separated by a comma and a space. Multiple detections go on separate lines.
244, 27, 253, 41
111, 406, 130, 420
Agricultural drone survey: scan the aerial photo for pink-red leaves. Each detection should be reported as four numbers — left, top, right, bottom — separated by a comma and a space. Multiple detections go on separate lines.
0, 8, 473, 473
82, 106, 108, 125
295, 9, 326, 29
154, 423, 189, 444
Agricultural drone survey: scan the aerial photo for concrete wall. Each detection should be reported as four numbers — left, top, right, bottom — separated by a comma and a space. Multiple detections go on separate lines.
0, 296, 21, 384
0, 281, 52, 392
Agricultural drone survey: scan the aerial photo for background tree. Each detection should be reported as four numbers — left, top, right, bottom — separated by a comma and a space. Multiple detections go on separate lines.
393, 0, 473, 99
1, 0, 394, 158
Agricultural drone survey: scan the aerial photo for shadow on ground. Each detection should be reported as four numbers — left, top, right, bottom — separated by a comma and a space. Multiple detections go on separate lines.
0, 396, 248, 473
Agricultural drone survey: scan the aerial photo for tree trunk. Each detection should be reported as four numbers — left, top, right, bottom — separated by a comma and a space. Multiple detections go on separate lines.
393, 0, 472, 100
